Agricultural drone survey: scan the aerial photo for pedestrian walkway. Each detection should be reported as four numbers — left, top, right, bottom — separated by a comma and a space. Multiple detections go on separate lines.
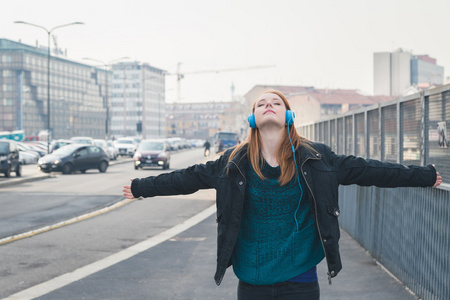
318, 230, 416, 299
25, 213, 416, 300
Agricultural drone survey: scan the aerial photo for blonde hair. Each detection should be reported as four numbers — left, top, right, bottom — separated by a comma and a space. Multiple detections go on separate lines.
228, 90, 313, 185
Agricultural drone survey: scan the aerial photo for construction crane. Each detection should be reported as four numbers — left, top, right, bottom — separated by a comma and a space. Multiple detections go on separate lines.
167, 62, 276, 102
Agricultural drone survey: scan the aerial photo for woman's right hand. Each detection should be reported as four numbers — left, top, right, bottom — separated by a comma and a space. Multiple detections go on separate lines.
123, 178, 135, 199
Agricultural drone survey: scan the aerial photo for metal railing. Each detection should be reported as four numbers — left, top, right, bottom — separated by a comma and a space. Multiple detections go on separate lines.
297, 84, 450, 300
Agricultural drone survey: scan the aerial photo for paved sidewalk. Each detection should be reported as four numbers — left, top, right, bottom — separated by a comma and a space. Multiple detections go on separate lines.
32, 214, 417, 300
318, 229, 417, 299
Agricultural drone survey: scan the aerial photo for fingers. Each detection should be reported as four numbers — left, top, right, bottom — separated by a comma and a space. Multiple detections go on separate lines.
123, 185, 134, 199
433, 171, 443, 187
121, 179, 136, 199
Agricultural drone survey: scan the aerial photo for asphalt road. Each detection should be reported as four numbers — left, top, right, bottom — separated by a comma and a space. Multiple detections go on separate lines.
0, 148, 417, 300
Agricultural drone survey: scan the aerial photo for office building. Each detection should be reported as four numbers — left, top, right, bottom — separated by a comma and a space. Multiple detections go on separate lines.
374, 49, 444, 96
165, 100, 246, 140
0, 38, 110, 139
111, 62, 166, 139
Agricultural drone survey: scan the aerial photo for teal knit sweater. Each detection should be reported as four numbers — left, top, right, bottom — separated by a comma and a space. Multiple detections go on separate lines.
231, 160, 324, 285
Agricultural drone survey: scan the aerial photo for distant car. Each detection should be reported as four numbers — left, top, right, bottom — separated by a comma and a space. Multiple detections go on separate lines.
22, 142, 47, 157
129, 136, 141, 145
19, 149, 39, 165
0, 139, 21, 177
93, 139, 114, 160
114, 137, 138, 157
38, 144, 109, 174
213, 131, 239, 153
106, 140, 118, 160
71, 136, 94, 145
133, 139, 170, 170
17, 142, 41, 157
50, 139, 73, 153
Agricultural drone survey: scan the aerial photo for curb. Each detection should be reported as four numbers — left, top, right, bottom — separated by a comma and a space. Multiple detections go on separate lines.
0, 174, 55, 188
0, 158, 133, 188
0, 197, 136, 246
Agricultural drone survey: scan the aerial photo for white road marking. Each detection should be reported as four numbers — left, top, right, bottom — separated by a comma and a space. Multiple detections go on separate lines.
0, 198, 136, 245
2, 204, 216, 300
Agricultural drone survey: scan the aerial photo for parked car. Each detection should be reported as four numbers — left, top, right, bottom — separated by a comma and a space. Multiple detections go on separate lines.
129, 136, 141, 145
17, 142, 41, 157
22, 142, 47, 157
93, 139, 113, 160
71, 136, 94, 145
38, 144, 109, 174
114, 137, 138, 157
106, 140, 118, 160
167, 137, 182, 150
19, 149, 39, 165
50, 139, 73, 153
133, 139, 170, 170
0, 139, 21, 177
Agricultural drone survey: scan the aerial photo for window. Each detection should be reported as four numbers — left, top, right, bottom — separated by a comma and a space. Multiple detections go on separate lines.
3, 84, 13, 92
88, 146, 101, 154
75, 148, 88, 157
2, 70, 12, 77
2, 55, 12, 63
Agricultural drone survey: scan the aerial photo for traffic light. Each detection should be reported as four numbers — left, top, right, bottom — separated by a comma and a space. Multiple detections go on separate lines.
136, 121, 142, 133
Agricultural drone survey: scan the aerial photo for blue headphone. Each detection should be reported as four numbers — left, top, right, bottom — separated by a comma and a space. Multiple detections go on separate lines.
247, 110, 295, 129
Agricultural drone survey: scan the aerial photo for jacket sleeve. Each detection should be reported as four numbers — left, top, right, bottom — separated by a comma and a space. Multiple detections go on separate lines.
327, 148, 437, 188
131, 155, 227, 198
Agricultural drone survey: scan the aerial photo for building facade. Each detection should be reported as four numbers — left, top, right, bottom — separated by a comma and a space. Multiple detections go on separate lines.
374, 49, 444, 96
411, 55, 445, 87
0, 38, 110, 140
165, 100, 246, 140
111, 62, 166, 139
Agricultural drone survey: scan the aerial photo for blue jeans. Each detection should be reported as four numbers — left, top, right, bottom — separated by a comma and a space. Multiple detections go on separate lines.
237, 280, 320, 300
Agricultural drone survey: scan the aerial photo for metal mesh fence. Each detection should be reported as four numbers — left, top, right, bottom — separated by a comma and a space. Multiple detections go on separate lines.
297, 85, 450, 300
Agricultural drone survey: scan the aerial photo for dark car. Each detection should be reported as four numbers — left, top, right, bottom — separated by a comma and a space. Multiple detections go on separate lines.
0, 140, 21, 177
38, 144, 109, 174
133, 139, 170, 170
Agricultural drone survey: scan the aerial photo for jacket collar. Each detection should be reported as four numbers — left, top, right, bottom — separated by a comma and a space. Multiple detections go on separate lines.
298, 143, 322, 164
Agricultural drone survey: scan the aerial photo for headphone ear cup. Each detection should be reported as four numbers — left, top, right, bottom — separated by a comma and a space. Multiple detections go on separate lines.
286, 110, 295, 126
248, 114, 256, 129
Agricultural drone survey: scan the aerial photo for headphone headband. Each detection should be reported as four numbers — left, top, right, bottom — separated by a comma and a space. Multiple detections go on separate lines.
248, 110, 295, 129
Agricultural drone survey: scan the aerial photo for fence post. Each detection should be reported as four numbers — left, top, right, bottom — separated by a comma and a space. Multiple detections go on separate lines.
352, 114, 356, 155
396, 100, 402, 164
364, 111, 369, 159
379, 104, 384, 161
420, 91, 426, 166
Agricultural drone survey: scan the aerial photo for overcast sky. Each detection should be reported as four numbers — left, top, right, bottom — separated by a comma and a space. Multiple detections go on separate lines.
2, 0, 449, 103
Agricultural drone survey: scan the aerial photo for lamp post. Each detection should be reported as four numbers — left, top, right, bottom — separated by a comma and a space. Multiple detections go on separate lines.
82, 57, 129, 139
14, 21, 84, 153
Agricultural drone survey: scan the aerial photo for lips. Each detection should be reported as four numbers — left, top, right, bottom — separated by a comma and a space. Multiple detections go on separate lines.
264, 110, 275, 114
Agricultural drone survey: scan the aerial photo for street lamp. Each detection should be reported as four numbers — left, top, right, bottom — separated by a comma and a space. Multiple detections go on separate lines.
82, 57, 130, 139
14, 21, 84, 153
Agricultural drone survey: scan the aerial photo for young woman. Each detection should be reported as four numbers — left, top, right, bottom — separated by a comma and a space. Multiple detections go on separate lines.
123, 90, 442, 299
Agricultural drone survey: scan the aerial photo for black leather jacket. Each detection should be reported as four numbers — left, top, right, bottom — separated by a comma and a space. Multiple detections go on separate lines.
131, 142, 437, 285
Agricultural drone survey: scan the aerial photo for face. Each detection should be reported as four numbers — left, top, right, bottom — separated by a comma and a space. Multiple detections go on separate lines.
254, 93, 287, 129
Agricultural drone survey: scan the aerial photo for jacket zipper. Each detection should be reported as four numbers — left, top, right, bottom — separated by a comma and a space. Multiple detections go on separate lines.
300, 155, 333, 285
